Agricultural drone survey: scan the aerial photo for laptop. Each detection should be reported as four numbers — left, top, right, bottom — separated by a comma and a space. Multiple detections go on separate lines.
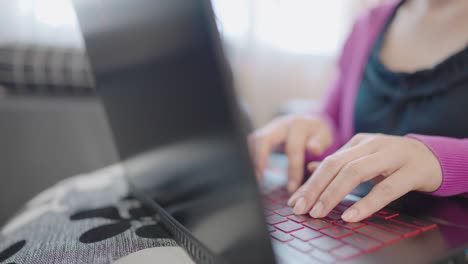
72, 0, 468, 263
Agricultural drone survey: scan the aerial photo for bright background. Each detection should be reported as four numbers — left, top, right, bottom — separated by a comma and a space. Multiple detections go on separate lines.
212, 0, 386, 127
0, 0, 386, 127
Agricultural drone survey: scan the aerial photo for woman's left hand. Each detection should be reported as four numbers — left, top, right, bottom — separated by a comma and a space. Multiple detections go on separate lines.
287, 133, 443, 222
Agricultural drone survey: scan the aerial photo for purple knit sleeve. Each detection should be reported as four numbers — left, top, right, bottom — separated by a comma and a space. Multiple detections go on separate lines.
407, 134, 468, 197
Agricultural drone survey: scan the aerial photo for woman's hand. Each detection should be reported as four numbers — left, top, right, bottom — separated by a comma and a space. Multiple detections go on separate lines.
288, 133, 442, 222
249, 114, 333, 192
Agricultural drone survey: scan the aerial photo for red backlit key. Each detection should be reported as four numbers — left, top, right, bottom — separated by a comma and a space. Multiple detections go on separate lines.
320, 226, 353, 239
309, 249, 336, 263
275, 207, 295, 216
287, 214, 312, 223
304, 219, 331, 230
375, 209, 399, 219
309, 236, 343, 251
367, 217, 420, 237
324, 211, 342, 222
288, 239, 314, 253
331, 245, 361, 260
334, 204, 348, 213
275, 221, 304, 233
356, 225, 401, 244
264, 209, 274, 217
265, 203, 284, 211
390, 215, 437, 231
339, 200, 355, 207
291, 228, 322, 241
267, 226, 276, 233
272, 196, 290, 205
335, 220, 366, 230
266, 214, 287, 225
270, 230, 293, 242
342, 233, 382, 251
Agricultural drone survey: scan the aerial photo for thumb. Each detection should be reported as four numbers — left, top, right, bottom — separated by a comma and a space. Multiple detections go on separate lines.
306, 130, 331, 156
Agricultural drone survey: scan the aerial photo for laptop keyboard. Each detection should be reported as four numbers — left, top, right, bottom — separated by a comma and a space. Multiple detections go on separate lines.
261, 187, 437, 263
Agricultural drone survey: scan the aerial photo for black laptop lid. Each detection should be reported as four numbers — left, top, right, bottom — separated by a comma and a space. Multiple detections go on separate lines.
72, 0, 275, 263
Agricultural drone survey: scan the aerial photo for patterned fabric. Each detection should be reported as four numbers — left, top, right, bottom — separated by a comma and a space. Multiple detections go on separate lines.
0, 165, 180, 264
0, 45, 95, 96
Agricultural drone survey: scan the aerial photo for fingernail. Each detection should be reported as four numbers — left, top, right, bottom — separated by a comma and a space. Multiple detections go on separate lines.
310, 201, 323, 218
342, 208, 358, 222
293, 197, 307, 214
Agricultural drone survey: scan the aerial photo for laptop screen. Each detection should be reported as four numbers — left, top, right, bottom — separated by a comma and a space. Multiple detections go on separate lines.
72, 0, 275, 263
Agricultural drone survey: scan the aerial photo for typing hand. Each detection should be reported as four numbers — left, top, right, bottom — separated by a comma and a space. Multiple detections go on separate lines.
287, 133, 442, 222
249, 114, 332, 192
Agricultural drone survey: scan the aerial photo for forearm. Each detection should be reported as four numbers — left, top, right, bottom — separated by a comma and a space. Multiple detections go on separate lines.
407, 134, 468, 197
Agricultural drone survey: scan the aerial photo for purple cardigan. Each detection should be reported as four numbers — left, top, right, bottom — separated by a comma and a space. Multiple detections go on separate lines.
316, 0, 468, 197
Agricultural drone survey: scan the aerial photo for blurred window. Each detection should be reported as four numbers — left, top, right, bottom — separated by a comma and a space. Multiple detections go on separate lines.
213, 0, 348, 56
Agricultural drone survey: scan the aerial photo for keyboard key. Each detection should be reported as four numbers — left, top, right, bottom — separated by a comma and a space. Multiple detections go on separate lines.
272, 188, 288, 196
309, 236, 343, 251
275, 220, 304, 233
356, 225, 401, 244
291, 228, 322, 241
266, 214, 287, 225
304, 219, 331, 230
334, 204, 348, 213
267, 225, 276, 233
339, 200, 355, 207
324, 211, 342, 222
366, 217, 420, 237
320, 226, 353, 239
335, 220, 366, 230
275, 207, 295, 216
288, 239, 314, 253
265, 203, 285, 211
390, 215, 437, 231
271, 230, 294, 242
342, 233, 382, 252
272, 197, 289, 206
288, 214, 312, 223
331, 245, 361, 260
264, 209, 274, 217
375, 209, 399, 219
309, 249, 336, 263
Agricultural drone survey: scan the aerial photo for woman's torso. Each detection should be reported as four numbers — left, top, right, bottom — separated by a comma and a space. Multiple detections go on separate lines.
354, 0, 468, 138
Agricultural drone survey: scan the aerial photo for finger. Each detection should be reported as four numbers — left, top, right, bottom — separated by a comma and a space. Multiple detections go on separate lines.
307, 161, 321, 172
335, 133, 371, 153
341, 169, 413, 222
287, 161, 320, 208
306, 126, 332, 156
288, 146, 360, 209
285, 122, 310, 193
313, 151, 402, 218
289, 142, 376, 215
251, 119, 289, 179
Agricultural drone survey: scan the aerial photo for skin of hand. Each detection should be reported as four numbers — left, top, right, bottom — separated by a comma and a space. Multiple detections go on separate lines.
288, 133, 443, 222
249, 114, 333, 193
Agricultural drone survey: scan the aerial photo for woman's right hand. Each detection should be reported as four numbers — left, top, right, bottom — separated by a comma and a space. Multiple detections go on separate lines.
249, 114, 333, 193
